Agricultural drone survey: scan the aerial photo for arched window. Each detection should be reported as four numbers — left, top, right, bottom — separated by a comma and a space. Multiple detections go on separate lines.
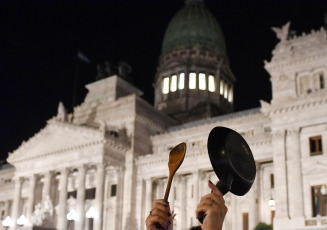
220, 80, 224, 95
228, 87, 233, 103
179, 73, 185, 89
171, 75, 177, 92
199, 73, 206, 90
224, 83, 228, 99
189, 73, 196, 89
162, 77, 169, 94
208, 75, 215, 92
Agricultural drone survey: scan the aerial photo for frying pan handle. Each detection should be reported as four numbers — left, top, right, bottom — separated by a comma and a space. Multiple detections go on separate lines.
197, 176, 233, 224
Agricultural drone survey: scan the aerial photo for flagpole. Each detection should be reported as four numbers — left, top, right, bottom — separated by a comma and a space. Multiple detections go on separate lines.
72, 50, 80, 111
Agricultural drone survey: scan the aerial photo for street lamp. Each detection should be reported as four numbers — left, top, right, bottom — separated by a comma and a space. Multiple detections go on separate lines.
86, 207, 96, 230
86, 207, 96, 219
17, 215, 27, 226
2, 216, 12, 229
67, 209, 78, 230
268, 197, 275, 207
67, 209, 78, 221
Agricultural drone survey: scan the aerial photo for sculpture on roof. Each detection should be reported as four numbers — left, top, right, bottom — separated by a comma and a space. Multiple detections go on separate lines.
96, 60, 132, 82
118, 61, 132, 80
57, 102, 67, 122
96, 61, 113, 80
272, 21, 291, 42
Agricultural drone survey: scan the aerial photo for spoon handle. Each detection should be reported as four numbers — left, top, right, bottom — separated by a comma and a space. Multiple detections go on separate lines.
164, 173, 173, 201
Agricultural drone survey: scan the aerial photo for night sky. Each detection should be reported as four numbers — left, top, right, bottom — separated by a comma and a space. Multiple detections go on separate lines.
1, 0, 327, 161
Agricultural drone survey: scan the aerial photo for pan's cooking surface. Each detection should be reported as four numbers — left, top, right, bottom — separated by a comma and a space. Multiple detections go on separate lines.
207, 126, 256, 195
226, 132, 256, 181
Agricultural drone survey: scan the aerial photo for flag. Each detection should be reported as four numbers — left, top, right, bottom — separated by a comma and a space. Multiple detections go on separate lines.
77, 51, 90, 64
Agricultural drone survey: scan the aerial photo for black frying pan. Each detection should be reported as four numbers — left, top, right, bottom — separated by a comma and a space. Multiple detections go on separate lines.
198, 126, 256, 223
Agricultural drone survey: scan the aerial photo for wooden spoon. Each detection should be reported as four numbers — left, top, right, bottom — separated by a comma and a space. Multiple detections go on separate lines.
164, 142, 187, 200
156, 142, 186, 229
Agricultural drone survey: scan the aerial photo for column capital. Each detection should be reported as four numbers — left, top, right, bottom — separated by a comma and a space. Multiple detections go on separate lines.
286, 127, 300, 136
13, 176, 26, 185
59, 167, 70, 175
77, 164, 88, 173
272, 130, 286, 140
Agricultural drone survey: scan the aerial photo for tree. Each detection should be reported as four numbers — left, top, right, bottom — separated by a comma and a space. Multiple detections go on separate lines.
254, 222, 273, 230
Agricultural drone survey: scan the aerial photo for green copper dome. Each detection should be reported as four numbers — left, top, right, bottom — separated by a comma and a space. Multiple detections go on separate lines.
161, 0, 226, 55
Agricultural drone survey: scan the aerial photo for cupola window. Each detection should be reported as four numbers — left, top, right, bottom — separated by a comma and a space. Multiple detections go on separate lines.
228, 87, 233, 103
171, 75, 177, 92
220, 80, 224, 95
189, 72, 196, 89
179, 73, 185, 89
199, 73, 206, 90
163, 77, 169, 94
208, 75, 215, 92
224, 83, 228, 99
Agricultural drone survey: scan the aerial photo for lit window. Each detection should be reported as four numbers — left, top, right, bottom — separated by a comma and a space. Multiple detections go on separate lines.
309, 136, 323, 156
171, 75, 177, 92
189, 73, 196, 89
199, 73, 206, 90
220, 80, 224, 95
224, 83, 228, 99
311, 185, 327, 217
208, 75, 215, 92
162, 77, 169, 94
179, 73, 185, 89
228, 87, 233, 103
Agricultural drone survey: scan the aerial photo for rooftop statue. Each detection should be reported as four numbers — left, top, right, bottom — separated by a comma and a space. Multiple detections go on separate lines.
272, 21, 291, 42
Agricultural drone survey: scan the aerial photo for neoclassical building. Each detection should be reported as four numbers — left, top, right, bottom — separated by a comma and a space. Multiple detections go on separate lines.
1, 1, 327, 230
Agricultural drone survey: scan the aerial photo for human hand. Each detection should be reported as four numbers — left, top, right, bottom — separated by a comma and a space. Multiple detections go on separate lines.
145, 199, 174, 230
195, 181, 227, 230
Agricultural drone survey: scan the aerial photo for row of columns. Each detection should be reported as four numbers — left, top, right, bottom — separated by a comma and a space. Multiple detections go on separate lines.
143, 168, 261, 230
272, 128, 304, 228
9, 163, 107, 230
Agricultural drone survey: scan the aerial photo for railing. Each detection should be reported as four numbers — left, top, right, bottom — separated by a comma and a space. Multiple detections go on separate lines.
305, 216, 327, 228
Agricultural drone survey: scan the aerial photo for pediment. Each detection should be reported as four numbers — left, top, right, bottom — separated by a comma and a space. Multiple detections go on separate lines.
303, 161, 327, 175
8, 119, 104, 163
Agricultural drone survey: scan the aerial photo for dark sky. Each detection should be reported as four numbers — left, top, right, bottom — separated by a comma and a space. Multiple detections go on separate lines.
1, 0, 327, 161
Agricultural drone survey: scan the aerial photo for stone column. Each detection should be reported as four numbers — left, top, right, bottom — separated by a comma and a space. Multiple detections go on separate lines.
286, 128, 304, 222
94, 163, 105, 230
115, 167, 124, 230
144, 178, 153, 218
179, 176, 187, 230
193, 170, 199, 210
75, 165, 86, 230
4, 200, 10, 218
11, 177, 23, 229
42, 171, 53, 202
272, 130, 289, 229
26, 174, 37, 223
57, 168, 69, 230
248, 164, 259, 230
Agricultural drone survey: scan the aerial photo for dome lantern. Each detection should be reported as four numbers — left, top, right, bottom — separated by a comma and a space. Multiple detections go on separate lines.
154, 0, 236, 123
